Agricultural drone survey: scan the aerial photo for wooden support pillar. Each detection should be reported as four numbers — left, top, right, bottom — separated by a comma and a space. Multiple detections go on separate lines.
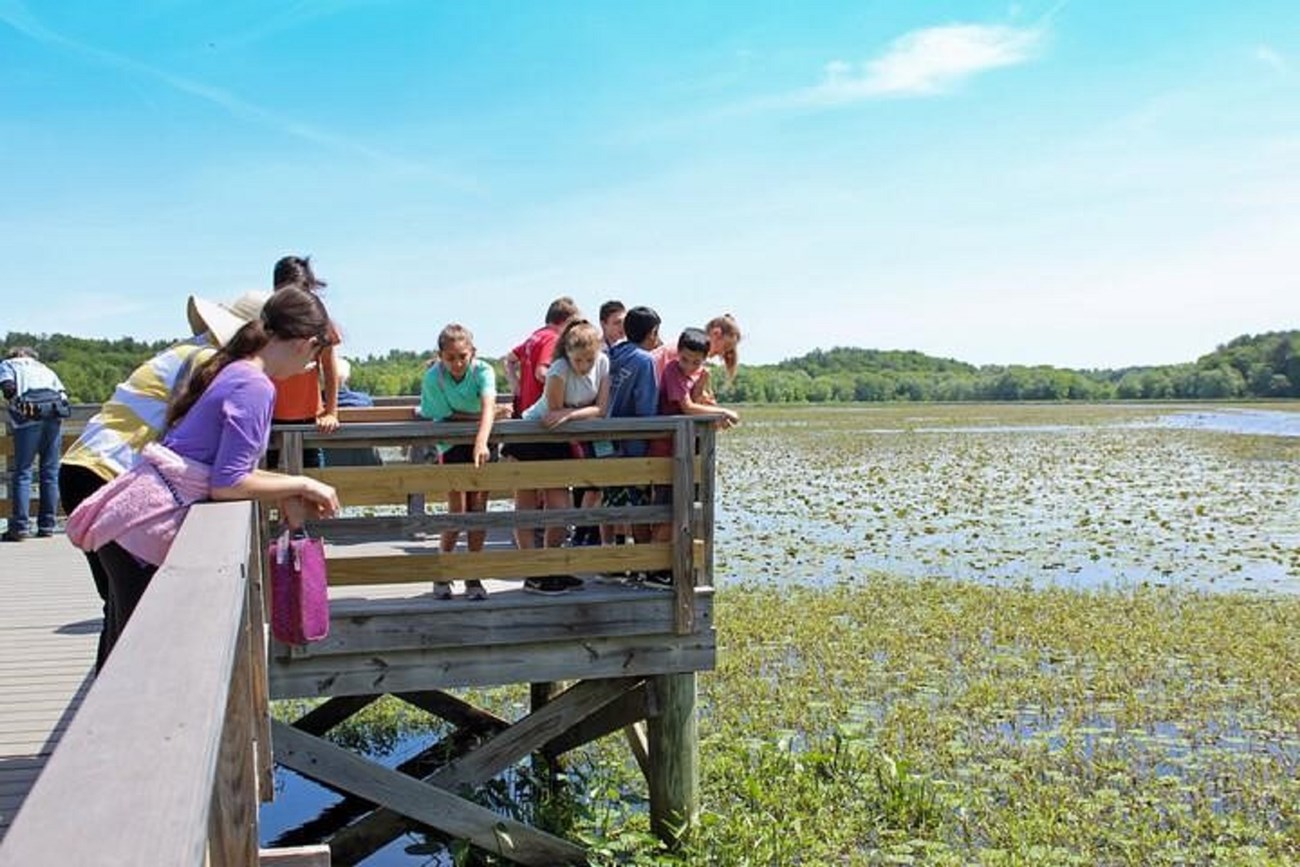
647, 672, 698, 847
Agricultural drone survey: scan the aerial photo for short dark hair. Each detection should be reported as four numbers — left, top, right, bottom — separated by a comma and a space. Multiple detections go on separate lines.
623, 306, 661, 345
545, 296, 580, 325
273, 255, 327, 291
598, 300, 626, 323
677, 327, 709, 355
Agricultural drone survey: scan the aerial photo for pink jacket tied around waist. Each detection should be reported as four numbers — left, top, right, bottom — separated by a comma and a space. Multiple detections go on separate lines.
67, 441, 213, 566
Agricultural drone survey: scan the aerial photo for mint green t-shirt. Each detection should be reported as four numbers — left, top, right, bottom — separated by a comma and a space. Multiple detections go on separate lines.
418, 359, 496, 454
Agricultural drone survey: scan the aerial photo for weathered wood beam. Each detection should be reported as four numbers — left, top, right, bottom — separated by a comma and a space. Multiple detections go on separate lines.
395, 690, 510, 735
272, 722, 586, 866
306, 504, 672, 542
541, 680, 649, 759
326, 678, 637, 863
324, 542, 675, 586
647, 673, 698, 848
294, 589, 712, 657
269, 632, 716, 699
291, 695, 381, 736
258, 844, 331, 866
305, 458, 672, 506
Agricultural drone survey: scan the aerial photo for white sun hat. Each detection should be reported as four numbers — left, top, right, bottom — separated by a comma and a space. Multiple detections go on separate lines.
186, 290, 273, 347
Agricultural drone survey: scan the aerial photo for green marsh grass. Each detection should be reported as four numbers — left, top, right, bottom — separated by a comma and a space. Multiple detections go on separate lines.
270, 403, 1300, 864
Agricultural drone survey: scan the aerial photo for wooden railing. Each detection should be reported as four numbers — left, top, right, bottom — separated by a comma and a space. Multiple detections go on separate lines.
280, 408, 720, 636
0, 501, 299, 866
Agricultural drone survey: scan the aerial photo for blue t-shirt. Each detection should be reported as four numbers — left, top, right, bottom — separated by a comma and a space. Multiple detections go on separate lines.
606, 341, 658, 457
162, 360, 275, 489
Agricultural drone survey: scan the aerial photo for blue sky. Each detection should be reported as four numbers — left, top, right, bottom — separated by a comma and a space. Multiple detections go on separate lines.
2, 1, 1297, 369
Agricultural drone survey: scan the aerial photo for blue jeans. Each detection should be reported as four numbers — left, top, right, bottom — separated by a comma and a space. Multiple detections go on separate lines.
8, 417, 62, 534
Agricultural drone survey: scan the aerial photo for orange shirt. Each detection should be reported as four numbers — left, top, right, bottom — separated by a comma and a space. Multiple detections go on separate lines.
273, 368, 322, 421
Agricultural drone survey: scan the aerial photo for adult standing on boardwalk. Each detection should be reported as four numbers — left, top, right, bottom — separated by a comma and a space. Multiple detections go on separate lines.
1, 348, 69, 542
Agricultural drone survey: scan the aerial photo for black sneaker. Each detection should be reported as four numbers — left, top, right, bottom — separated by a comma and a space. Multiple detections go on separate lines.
36, 529, 55, 538
1, 529, 25, 543
643, 571, 673, 589
523, 575, 584, 595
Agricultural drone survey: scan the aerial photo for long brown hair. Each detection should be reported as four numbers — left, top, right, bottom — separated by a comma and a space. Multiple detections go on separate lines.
166, 287, 330, 427
706, 314, 742, 381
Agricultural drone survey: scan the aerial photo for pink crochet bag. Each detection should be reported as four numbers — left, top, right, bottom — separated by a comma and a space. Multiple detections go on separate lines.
269, 529, 330, 645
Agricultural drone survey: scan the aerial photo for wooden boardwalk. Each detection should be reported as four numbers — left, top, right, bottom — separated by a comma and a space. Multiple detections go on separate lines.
0, 535, 100, 842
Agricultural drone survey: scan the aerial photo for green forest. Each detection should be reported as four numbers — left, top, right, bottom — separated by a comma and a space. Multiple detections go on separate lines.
4, 329, 1299, 405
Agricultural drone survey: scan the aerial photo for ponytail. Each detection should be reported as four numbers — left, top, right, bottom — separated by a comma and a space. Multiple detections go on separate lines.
166, 286, 330, 428
552, 319, 600, 364
166, 321, 272, 428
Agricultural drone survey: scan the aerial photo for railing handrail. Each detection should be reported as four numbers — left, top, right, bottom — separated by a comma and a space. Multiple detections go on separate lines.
277, 412, 732, 445
0, 501, 266, 866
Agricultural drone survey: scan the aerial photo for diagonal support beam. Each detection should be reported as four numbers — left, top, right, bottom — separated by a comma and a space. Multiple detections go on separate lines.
326, 677, 639, 864
272, 721, 586, 866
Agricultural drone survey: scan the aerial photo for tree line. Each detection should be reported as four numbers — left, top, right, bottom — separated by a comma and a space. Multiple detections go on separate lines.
4, 329, 1297, 405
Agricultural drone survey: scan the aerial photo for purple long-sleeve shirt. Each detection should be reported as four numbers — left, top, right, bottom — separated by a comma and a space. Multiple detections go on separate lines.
162, 359, 275, 489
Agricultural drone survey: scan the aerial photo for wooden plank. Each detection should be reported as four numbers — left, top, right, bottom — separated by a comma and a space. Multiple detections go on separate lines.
541, 681, 650, 759
293, 587, 706, 656
269, 631, 717, 699
396, 691, 510, 734
272, 722, 586, 866
291, 696, 381, 736
259, 844, 332, 866
0, 501, 256, 867
327, 678, 635, 863
324, 543, 675, 586
306, 504, 672, 542
305, 458, 673, 506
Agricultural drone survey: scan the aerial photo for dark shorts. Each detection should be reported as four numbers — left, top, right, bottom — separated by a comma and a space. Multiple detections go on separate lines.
603, 485, 649, 508
502, 440, 573, 462
439, 443, 498, 465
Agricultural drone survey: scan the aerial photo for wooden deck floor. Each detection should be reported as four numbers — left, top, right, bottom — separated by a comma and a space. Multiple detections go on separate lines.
0, 534, 100, 842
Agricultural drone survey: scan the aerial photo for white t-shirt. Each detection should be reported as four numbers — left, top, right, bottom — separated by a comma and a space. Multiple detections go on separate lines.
522, 354, 609, 420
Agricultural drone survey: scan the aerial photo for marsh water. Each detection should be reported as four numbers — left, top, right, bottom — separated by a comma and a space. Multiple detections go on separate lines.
261, 402, 1300, 861
716, 402, 1300, 594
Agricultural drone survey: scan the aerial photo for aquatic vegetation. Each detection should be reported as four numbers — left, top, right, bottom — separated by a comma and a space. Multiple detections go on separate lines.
262, 403, 1300, 864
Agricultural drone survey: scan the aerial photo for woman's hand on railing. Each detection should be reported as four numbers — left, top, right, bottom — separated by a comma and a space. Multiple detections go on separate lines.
298, 477, 340, 519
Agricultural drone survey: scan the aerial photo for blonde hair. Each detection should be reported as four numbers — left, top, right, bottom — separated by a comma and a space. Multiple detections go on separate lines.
552, 319, 601, 364
706, 314, 742, 381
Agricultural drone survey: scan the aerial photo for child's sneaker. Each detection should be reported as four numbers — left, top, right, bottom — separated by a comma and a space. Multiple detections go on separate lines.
523, 575, 585, 595
643, 570, 673, 590
433, 582, 453, 600
464, 580, 488, 601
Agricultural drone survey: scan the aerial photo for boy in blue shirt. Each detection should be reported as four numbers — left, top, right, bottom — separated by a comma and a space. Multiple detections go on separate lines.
604, 306, 661, 542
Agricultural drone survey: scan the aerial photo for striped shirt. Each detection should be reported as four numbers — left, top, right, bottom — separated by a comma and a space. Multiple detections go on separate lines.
62, 337, 216, 482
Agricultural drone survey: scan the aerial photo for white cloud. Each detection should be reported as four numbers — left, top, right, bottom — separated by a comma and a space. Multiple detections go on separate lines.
1255, 44, 1288, 74
794, 23, 1044, 107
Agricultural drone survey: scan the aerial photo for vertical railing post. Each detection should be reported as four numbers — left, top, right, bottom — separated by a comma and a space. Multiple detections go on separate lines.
695, 421, 716, 589
671, 419, 696, 634
247, 506, 274, 800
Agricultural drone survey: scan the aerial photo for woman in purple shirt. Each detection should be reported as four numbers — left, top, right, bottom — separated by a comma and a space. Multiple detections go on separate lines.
70, 287, 340, 666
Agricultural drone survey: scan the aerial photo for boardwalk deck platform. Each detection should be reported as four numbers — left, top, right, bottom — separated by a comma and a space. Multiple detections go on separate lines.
0, 406, 723, 865
0, 537, 98, 842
